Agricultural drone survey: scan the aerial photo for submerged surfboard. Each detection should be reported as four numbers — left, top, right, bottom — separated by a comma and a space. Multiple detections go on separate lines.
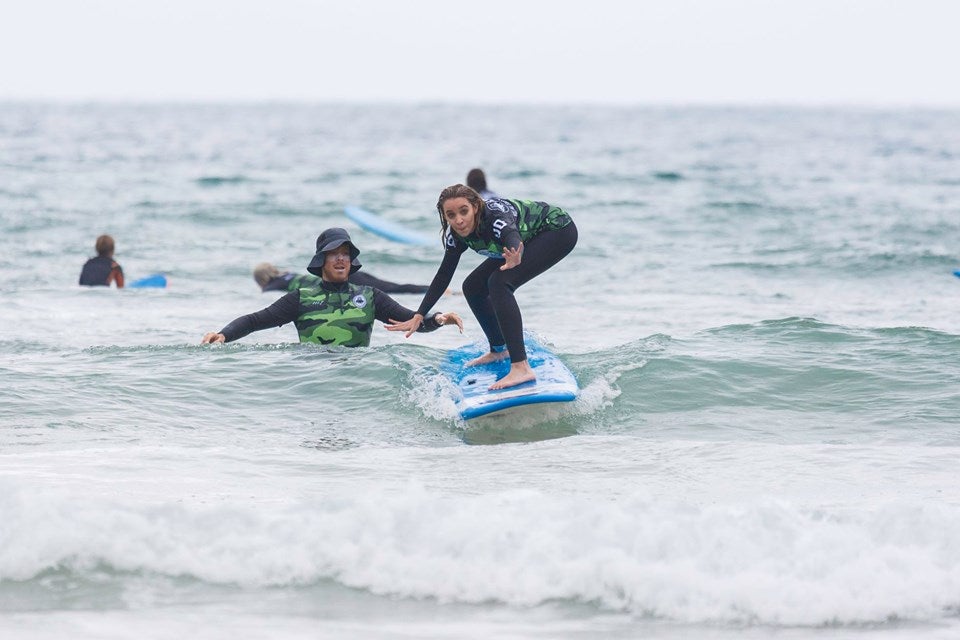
954, 269, 960, 279
344, 205, 433, 246
440, 333, 579, 420
128, 273, 167, 288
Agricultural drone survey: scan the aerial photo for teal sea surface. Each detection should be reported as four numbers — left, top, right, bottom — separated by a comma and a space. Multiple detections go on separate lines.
1, 104, 960, 639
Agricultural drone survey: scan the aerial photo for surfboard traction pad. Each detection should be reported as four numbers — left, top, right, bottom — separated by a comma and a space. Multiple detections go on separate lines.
440, 334, 579, 420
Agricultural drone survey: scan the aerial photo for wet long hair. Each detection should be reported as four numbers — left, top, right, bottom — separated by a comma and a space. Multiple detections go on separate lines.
436, 184, 484, 237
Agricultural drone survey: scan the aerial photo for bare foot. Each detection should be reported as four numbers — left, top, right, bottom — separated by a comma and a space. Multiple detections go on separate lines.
466, 350, 510, 367
490, 361, 536, 390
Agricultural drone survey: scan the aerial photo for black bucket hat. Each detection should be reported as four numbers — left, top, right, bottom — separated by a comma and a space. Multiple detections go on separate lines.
306, 227, 362, 275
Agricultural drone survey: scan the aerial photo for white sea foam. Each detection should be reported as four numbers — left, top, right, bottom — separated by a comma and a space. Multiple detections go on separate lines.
2, 481, 959, 626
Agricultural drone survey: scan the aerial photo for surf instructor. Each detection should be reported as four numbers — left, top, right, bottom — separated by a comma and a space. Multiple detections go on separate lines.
201, 228, 463, 346
385, 185, 577, 390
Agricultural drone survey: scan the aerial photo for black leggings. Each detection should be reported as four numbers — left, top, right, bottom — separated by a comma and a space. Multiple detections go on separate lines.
462, 222, 577, 363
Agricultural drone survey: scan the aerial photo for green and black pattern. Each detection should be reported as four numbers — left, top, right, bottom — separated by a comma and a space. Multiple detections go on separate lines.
294, 284, 376, 346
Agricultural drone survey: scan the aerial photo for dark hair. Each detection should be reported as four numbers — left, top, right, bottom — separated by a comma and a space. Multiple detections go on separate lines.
436, 184, 484, 235
466, 168, 487, 191
95, 234, 115, 256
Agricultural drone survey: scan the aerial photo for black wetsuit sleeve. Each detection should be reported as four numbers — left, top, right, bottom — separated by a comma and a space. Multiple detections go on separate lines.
350, 271, 429, 294
485, 198, 522, 251
499, 226, 522, 252
261, 276, 290, 292
219, 291, 300, 342
373, 289, 442, 332
415, 249, 463, 317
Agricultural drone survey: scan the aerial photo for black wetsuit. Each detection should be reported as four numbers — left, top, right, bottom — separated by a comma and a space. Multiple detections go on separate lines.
415, 197, 577, 363
262, 272, 429, 294
221, 280, 443, 344
79, 256, 124, 287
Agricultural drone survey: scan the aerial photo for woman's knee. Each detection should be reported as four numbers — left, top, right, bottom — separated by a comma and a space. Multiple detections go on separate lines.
462, 271, 488, 298
487, 270, 517, 296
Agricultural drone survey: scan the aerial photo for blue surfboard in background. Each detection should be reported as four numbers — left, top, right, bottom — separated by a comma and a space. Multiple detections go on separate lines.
440, 333, 579, 420
128, 273, 168, 288
345, 205, 433, 246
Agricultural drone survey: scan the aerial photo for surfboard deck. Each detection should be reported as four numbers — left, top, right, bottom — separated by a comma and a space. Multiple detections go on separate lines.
128, 273, 167, 288
345, 205, 433, 246
440, 333, 579, 420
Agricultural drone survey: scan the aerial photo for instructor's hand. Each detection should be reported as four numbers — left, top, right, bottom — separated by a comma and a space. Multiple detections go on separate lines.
435, 312, 464, 333
385, 313, 423, 338
201, 332, 225, 344
500, 243, 523, 270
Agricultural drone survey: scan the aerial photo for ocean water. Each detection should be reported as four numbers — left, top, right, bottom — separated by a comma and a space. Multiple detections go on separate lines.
1, 103, 960, 639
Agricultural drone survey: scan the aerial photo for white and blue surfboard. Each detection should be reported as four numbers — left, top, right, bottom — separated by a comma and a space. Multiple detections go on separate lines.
440, 333, 579, 420
344, 205, 434, 246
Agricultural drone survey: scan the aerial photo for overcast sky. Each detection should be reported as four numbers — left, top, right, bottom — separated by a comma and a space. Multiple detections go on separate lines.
2, 0, 959, 106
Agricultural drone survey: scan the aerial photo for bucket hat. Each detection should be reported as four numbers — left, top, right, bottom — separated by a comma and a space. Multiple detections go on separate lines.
306, 228, 361, 275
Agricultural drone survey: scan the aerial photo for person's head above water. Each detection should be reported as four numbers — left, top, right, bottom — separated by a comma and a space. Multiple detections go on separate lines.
466, 168, 487, 192
95, 234, 115, 257
306, 227, 362, 280
253, 262, 282, 288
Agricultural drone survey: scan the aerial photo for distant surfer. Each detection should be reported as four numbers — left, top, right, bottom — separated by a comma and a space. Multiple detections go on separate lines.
201, 228, 462, 346
386, 185, 577, 390
79, 234, 124, 288
466, 168, 498, 200
252, 263, 430, 295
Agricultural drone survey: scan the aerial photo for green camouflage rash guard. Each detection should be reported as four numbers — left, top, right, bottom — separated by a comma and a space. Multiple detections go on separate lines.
285, 274, 322, 291
294, 283, 376, 346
